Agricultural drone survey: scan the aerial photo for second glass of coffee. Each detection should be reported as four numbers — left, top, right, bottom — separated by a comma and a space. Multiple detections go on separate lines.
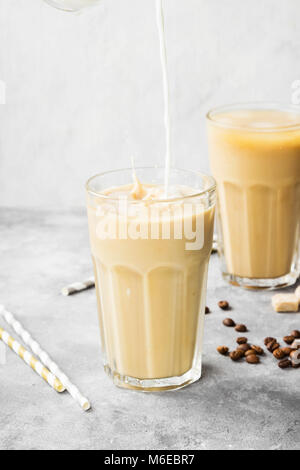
207, 103, 300, 289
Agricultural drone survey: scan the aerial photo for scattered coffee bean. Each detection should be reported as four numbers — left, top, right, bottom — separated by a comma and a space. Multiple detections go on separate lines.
264, 337, 276, 346
229, 350, 244, 362
235, 324, 247, 333
282, 347, 295, 357
205, 306, 211, 314
246, 354, 260, 364
278, 359, 292, 369
217, 346, 229, 356
283, 336, 295, 345
273, 348, 286, 360
237, 343, 251, 353
218, 301, 230, 311
291, 330, 300, 339
236, 337, 248, 345
245, 350, 257, 357
251, 345, 264, 356
267, 339, 280, 352
223, 318, 235, 327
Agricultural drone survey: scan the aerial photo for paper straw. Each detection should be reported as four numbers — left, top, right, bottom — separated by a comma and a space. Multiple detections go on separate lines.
0, 327, 64, 393
61, 277, 95, 296
0, 306, 91, 411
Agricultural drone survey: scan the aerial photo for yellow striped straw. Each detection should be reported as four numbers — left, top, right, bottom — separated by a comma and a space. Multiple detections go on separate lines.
0, 307, 90, 411
0, 327, 64, 393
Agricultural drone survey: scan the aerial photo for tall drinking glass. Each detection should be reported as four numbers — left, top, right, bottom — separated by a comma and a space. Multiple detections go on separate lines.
86, 168, 216, 391
207, 103, 300, 289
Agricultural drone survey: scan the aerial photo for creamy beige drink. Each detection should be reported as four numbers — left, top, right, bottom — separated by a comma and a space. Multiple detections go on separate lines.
86, 169, 215, 390
207, 104, 300, 289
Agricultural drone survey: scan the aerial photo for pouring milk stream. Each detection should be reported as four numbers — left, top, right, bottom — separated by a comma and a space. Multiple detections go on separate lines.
155, 0, 172, 196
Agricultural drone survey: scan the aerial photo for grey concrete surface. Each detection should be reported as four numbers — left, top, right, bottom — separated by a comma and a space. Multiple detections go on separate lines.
0, 208, 299, 450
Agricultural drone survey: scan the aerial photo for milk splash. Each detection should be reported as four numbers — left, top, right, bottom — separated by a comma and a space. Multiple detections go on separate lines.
155, 0, 172, 197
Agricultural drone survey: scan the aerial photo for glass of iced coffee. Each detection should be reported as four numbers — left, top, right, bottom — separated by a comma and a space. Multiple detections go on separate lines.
86, 168, 216, 391
207, 103, 300, 289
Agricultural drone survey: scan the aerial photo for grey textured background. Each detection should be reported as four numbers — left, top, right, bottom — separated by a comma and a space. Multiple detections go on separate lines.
0, 0, 299, 208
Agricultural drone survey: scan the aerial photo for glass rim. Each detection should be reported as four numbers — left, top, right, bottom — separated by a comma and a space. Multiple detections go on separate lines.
206, 102, 300, 132
86, 167, 216, 204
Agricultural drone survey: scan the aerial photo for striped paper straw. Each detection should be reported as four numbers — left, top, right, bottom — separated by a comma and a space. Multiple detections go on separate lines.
61, 277, 95, 296
0, 306, 91, 411
0, 327, 64, 393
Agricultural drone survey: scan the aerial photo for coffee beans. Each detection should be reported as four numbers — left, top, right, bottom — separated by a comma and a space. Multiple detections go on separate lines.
215, 298, 299, 371
235, 324, 248, 333
246, 354, 260, 364
267, 339, 280, 352
278, 359, 292, 369
251, 345, 264, 356
245, 349, 256, 357
223, 318, 236, 327
284, 336, 296, 345
273, 348, 286, 360
205, 306, 211, 314
264, 337, 276, 346
237, 343, 251, 353
263, 328, 300, 370
236, 337, 248, 345
218, 300, 230, 311
217, 346, 229, 356
278, 329, 300, 367
281, 347, 295, 357
230, 350, 244, 361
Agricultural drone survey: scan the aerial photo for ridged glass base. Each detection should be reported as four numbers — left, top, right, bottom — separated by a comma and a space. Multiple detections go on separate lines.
104, 363, 202, 392
223, 270, 300, 291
